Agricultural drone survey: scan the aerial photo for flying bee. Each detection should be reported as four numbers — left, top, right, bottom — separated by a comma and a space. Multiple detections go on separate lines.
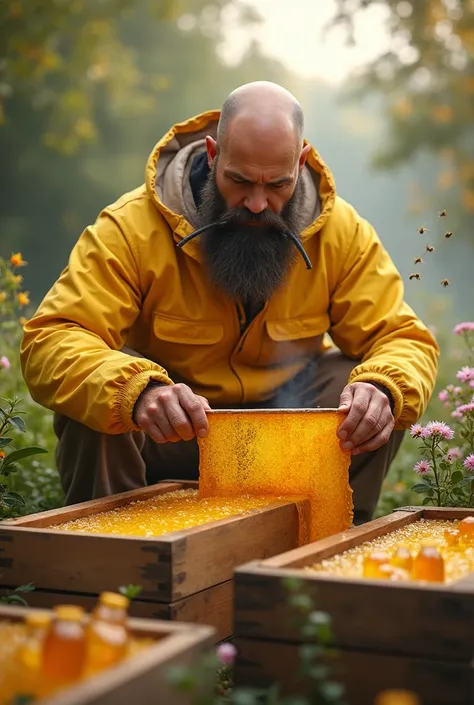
418, 226, 428, 234
414, 257, 424, 264
426, 245, 435, 252
439, 210, 447, 217
441, 279, 450, 287
409, 273, 421, 280
445, 231, 453, 239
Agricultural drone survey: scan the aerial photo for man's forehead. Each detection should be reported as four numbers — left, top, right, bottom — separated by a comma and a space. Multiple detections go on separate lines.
220, 135, 297, 181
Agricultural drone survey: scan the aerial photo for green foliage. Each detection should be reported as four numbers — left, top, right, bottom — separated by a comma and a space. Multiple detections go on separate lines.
169, 580, 345, 705
0, 254, 63, 517
118, 584, 143, 600
330, 0, 474, 239
0, 582, 35, 607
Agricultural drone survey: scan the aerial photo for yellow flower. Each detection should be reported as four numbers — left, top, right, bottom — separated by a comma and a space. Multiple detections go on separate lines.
0, 291, 6, 303
19, 316, 28, 326
10, 252, 27, 268
17, 291, 30, 307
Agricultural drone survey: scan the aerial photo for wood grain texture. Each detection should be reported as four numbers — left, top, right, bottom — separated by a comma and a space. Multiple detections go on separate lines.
0, 605, 215, 705
234, 637, 474, 705
0, 493, 302, 601
234, 563, 474, 660
21, 580, 233, 642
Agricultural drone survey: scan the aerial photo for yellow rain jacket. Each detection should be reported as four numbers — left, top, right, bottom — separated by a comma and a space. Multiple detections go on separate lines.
21, 111, 439, 435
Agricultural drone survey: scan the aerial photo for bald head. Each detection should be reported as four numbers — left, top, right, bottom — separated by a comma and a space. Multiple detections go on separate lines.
216, 81, 304, 149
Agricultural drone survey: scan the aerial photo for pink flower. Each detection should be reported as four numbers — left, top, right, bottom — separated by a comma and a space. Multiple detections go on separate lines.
424, 421, 455, 440
470, 381, 474, 390
439, 389, 449, 402
458, 402, 474, 415
464, 455, 474, 473
454, 322, 474, 335
457, 367, 474, 383
414, 459, 431, 475
447, 447, 463, 463
454, 387, 463, 395
217, 642, 237, 666
0, 356, 11, 370
410, 423, 424, 438
452, 409, 463, 419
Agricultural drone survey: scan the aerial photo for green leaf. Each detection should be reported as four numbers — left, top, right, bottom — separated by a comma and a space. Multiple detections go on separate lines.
459, 477, 474, 487
9, 416, 26, 433
0, 437, 13, 448
2, 491, 26, 507
14, 583, 35, 593
1, 446, 48, 469
451, 471, 464, 485
411, 483, 431, 493
422, 496, 434, 505
1, 593, 28, 606
118, 584, 142, 599
319, 681, 345, 702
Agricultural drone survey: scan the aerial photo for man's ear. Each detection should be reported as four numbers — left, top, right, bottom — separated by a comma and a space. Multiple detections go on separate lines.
206, 136, 218, 168
299, 143, 311, 171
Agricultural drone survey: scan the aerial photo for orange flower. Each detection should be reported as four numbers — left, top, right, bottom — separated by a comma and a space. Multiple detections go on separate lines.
19, 316, 28, 326
0, 449, 5, 459
10, 252, 27, 268
17, 291, 30, 307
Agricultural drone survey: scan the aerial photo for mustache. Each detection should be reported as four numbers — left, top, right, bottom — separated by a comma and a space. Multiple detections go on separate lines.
176, 207, 312, 270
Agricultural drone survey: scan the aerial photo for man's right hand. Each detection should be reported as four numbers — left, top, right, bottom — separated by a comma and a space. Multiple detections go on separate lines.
134, 383, 211, 443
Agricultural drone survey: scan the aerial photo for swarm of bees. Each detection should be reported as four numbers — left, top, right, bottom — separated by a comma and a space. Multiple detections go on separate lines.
410, 208, 452, 287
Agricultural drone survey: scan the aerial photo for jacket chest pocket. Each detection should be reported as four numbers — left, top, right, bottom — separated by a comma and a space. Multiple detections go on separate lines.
152, 313, 224, 367
257, 315, 329, 366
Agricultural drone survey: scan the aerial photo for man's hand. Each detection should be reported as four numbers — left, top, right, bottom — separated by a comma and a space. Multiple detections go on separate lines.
135, 383, 211, 443
337, 382, 394, 455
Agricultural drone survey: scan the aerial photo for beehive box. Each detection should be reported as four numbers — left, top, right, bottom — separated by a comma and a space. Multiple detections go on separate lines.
234, 507, 474, 705
0, 604, 214, 705
0, 481, 304, 641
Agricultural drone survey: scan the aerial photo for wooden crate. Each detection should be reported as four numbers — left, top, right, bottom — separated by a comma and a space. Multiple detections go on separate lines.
0, 481, 304, 641
0, 604, 214, 705
233, 507, 474, 705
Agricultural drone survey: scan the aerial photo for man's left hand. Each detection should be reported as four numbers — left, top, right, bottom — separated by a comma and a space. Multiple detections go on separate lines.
337, 382, 394, 455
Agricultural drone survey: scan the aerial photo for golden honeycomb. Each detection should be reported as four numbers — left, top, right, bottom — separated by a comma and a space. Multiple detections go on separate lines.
198, 410, 353, 541
54, 489, 280, 536
308, 518, 474, 583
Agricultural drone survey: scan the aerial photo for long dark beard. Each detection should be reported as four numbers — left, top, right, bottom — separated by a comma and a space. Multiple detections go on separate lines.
197, 167, 306, 307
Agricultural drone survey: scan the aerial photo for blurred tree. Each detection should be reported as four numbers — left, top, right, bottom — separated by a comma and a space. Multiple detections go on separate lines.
0, 0, 257, 152
0, 0, 297, 299
330, 0, 474, 240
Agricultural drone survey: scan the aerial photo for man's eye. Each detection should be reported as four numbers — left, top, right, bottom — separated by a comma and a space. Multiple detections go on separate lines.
271, 183, 286, 189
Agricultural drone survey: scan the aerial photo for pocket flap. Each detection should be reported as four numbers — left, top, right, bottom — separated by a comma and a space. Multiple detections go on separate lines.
154, 313, 224, 345
266, 316, 328, 342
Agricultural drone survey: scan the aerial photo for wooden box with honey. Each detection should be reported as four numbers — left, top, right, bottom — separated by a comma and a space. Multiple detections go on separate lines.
233, 507, 474, 705
0, 603, 214, 705
0, 480, 304, 641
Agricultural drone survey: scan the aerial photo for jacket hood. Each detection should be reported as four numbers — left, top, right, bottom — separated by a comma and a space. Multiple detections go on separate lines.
145, 110, 337, 248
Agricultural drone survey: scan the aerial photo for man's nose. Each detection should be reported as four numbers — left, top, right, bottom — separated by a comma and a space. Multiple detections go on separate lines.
244, 188, 268, 214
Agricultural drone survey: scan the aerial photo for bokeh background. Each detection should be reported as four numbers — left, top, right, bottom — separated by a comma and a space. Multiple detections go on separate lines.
0, 0, 473, 514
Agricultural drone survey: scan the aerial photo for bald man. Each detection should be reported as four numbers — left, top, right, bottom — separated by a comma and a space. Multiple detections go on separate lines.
21, 82, 439, 523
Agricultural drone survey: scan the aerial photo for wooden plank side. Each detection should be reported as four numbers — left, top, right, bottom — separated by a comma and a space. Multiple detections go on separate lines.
0, 500, 300, 601
8, 482, 196, 527
420, 507, 474, 520
21, 580, 234, 642
233, 564, 474, 661
261, 509, 421, 569
0, 526, 174, 601
169, 501, 302, 599
234, 638, 474, 705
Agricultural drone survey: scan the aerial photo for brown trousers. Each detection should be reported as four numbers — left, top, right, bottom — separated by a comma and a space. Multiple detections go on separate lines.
54, 351, 404, 524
